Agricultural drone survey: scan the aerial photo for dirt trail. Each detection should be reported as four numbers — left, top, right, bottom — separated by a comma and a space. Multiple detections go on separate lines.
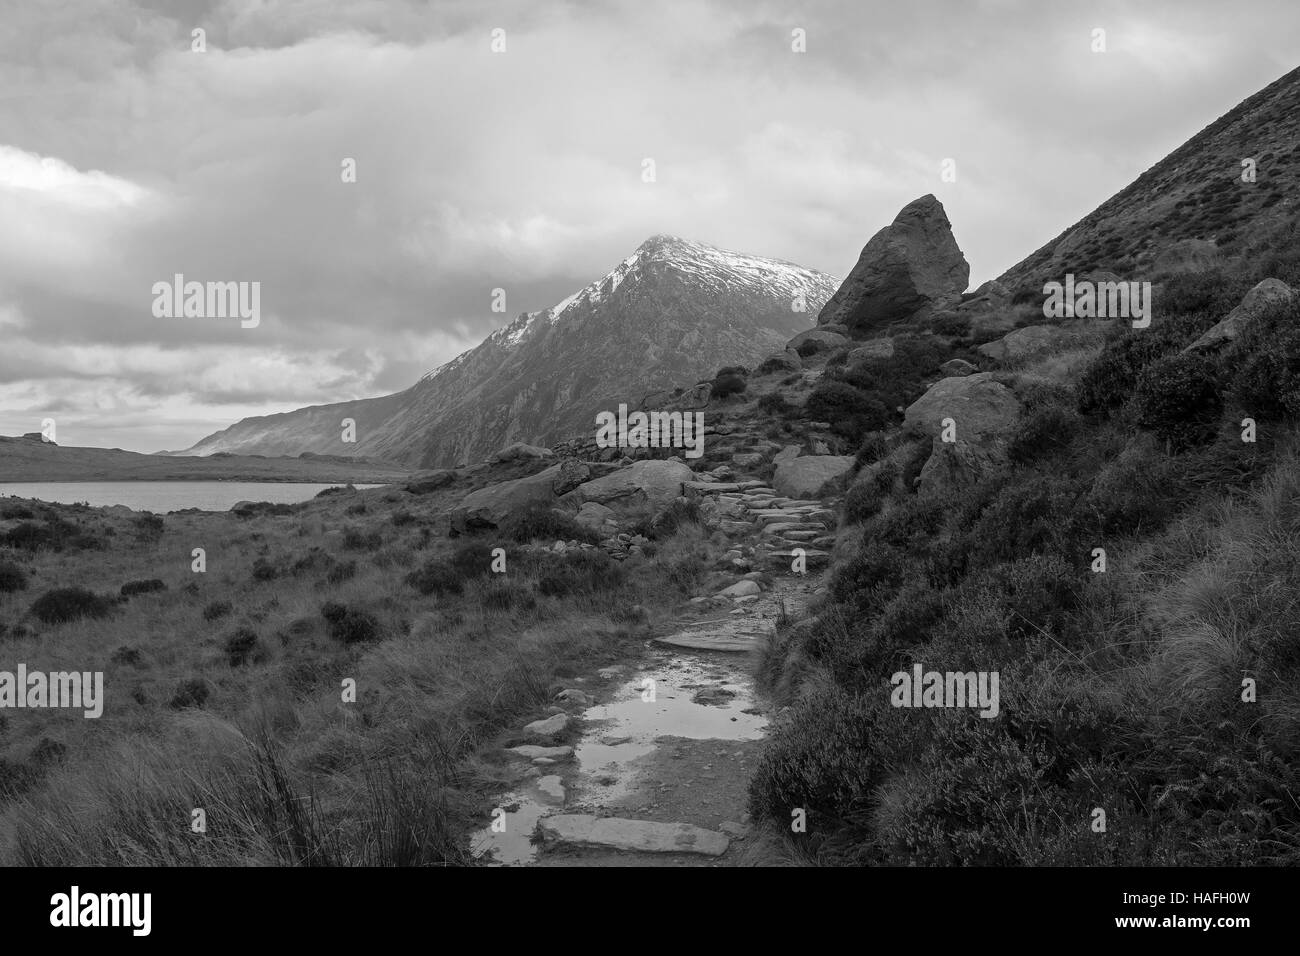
471, 476, 833, 866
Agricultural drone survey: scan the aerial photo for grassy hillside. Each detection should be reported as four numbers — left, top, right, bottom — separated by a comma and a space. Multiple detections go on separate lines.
748, 251, 1300, 864
0, 468, 741, 864
998, 65, 1300, 296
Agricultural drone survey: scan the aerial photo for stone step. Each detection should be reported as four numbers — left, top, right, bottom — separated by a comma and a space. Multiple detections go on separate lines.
505, 745, 574, 760
760, 522, 828, 535
654, 630, 756, 653
538, 815, 730, 856
778, 531, 821, 542
766, 549, 831, 568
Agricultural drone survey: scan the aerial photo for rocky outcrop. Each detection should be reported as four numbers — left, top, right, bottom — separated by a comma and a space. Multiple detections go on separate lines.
449, 465, 564, 533
758, 349, 802, 373
1185, 278, 1294, 352
772, 455, 855, 498
817, 195, 969, 335
848, 339, 895, 363
917, 438, 1007, 497
405, 470, 455, 494
551, 458, 591, 495
490, 442, 554, 464
977, 325, 1082, 363
563, 458, 695, 517
903, 372, 1020, 441
787, 328, 848, 352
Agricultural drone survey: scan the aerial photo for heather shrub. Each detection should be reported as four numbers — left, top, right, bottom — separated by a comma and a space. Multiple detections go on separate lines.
321, 601, 382, 644
169, 677, 210, 709
341, 527, 383, 551
30, 587, 114, 624
711, 371, 747, 399
805, 382, 890, 441
223, 627, 259, 666
1132, 352, 1222, 450
202, 600, 233, 622
0, 559, 28, 593
501, 504, 598, 545
120, 579, 166, 597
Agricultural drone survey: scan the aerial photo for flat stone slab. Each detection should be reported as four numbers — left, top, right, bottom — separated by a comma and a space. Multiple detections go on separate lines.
653, 630, 756, 653
523, 713, 569, 736
505, 745, 574, 760
538, 815, 729, 857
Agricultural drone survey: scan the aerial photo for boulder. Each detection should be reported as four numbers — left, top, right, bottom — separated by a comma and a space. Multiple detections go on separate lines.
449, 465, 565, 533
1185, 278, 1294, 352
772, 455, 855, 498
575, 501, 618, 533
939, 358, 978, 377
787, 328, 848, 352
976, 325, 1081, 363
903, 372, 1019, 441
523, 714, 569, 737
405, 470, 455, 495
758, 349, 802, 373
490, 441, 554, 464
817, 194, 969, 335
537, 815, 729, 857
848, 338, 895, 363
773, 444, 802, 465
551, 458, 591, 496
565, 458, 695, 517
917, 438, 1007, 497
717, 579, 762, 598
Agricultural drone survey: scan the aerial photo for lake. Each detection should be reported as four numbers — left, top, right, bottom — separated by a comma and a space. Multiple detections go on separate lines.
0, 481, 387, 513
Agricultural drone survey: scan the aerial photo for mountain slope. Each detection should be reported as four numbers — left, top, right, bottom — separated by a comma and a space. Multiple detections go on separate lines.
997, 64, 1300, 293
182, 236, 838, 468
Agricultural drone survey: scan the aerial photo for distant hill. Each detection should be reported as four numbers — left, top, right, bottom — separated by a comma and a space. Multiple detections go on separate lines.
0, 435, 411, 483
178, 236, 839, 469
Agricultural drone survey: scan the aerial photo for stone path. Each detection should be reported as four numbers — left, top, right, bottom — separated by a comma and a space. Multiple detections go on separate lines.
471, 454, 839, 866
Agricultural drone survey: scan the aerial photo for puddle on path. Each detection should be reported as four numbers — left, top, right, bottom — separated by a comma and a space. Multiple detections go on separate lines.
470, 649, 767, 866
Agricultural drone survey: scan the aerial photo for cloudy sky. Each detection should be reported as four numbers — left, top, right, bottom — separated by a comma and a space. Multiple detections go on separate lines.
1, 0, 1296, 453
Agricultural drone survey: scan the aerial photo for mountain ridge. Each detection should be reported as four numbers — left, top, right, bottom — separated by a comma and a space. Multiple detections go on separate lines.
178, 235, 839, 468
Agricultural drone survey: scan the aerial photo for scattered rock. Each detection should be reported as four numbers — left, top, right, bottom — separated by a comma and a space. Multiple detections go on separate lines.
505, 745, 573, 760
903, 372, 1019, 441
537, 815, 729, 857
976, 325, 1081, 363
848, 338, 895, 363
717, 580, 762, 598
1185, 278, 1294, 352
523, 713, 569, 736
939, 358, 978, 376
490, 442, 554, 464
772, 455, 855, 498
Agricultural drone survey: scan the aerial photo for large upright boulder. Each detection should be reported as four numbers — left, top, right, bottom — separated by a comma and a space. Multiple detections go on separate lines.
817, 195, 969, 335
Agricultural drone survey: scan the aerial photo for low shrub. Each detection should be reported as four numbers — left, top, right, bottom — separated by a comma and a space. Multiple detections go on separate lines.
169, 677, 210, 709
321, 601, 383, 644
223, 627, 259, 666
502, 504, 598, 544
202, 600, 233, 622
1132, 352, 1222, 450
341, 527, 383, 551
0, 559, 28, 593
120, 579, 166, 597
30, 587, 114, 624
